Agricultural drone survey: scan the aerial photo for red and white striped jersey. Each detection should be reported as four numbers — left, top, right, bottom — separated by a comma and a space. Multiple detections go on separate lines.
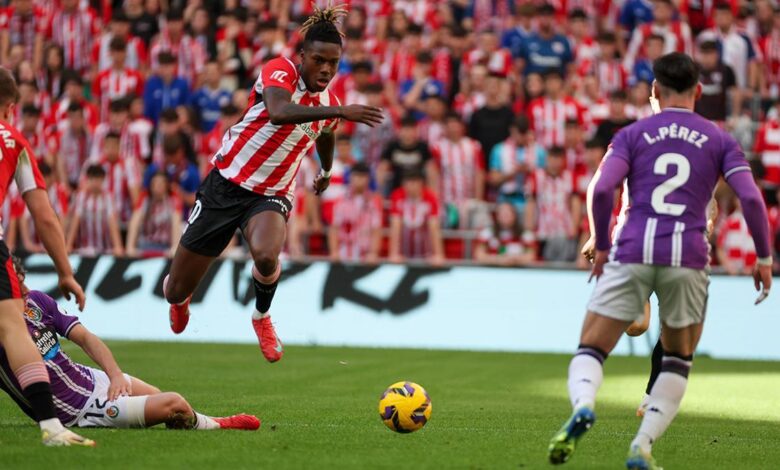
0, 5, 48, 62
526, 168, 576, 239
390, 187, 440, 258
759, 31, 780, 98
527, 96, 588, 148
73, 191, 115, 255
135, 192, 183, 248
717, 210, 757, 272
212, 57, 341, 201
463, 47, 513, 78
331, 191, 383, 262
1, 184, 24, 236
418, 118, 445, 150
149, 30, 206, 85
92, 33, 147, 72
89, 123, 144, 164
92, 68, 145, 122
754, 118, 780, 187
48, 97, 99, 134
50, 127, 90, 186
47, 8, 100, 72
624, 21, 693, 70
99, 157, 141, 225
431, 137, 484, 206
589, 59, 628, 96
0, 119, 46, 238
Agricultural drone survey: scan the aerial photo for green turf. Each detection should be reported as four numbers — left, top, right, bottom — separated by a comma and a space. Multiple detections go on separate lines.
0, 342, 779, 469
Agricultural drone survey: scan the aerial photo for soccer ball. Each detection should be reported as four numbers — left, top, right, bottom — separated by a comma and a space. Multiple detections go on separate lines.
378, 381, 431, 433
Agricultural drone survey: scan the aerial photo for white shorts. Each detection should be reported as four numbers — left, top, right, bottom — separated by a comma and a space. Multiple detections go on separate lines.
587, 262, 709, 328
75, 368, 148, 429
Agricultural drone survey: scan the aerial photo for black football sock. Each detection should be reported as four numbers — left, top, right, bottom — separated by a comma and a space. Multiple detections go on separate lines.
253, 277, 279, 314
23, 382, 57, 422
645, 338, 664, 394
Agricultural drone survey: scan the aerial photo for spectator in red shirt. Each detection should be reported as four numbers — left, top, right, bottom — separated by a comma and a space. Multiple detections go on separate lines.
716, 196, 758, 275
98, 131, 142, 230
527, 69, 588, 148
49, 71, 99, 134
19, 162, 68, 254
200, 103, 241, 177
93, 37, 145, 122
47, 0, 100, 74
54, 102, 91, 189
320, 134, 357, 226
474, 202, 537, 266
431, 112, 485, 228
126, 171, 183, 258
66, 164, 124, 257
93, 11, 148, 73
389, 169, 445, 264
0, 0, 47, 69
328, 163, 383, 263
524, 146, 581, 262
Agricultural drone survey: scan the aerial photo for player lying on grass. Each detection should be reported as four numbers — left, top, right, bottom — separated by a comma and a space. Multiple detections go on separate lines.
0, 257, 259, 433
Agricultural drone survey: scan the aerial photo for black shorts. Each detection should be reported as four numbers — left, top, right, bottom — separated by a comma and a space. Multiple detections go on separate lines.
0, 241, 21, 301
179, 170, 293, 257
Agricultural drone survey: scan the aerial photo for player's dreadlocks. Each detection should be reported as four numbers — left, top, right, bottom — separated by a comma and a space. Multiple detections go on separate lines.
300, 2, 348, 47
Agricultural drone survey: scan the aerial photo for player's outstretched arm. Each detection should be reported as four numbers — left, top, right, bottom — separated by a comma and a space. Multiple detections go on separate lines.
23, 189, 86, 310
264, 87, 384, 127
68, 324, 131, 401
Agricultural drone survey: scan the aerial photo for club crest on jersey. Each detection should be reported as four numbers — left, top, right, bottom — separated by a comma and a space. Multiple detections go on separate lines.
270, 70, 289, 83
25, 305, 43, 322
106, 406, 119, 419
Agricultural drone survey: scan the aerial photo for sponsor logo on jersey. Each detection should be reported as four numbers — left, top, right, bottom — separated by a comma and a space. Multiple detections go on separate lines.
106, 405, 119, 419
299, 122, 319, 140
270, 71, 289, 83
32, 327, 60, 360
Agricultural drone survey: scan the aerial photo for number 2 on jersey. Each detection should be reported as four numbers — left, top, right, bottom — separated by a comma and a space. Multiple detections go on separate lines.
651, 152, 690, 216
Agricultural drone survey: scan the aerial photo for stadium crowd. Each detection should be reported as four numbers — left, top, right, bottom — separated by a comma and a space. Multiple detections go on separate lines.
1, 0, 779, 273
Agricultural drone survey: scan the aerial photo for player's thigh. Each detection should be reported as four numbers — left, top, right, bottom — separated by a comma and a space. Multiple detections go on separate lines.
655, 267, 709, 329
241, 200, 292, 261
178, 170, 247, 258
77, 370, 148, 428
587, 263, 654, 325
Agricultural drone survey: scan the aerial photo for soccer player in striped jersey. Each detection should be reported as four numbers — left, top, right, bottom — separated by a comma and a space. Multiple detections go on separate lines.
0, 67, 93, 446
548, 53, 773, 469
162, 4, 383, 363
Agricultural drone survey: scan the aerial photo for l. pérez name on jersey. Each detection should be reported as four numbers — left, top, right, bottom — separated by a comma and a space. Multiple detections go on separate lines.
642, 123, 709, 148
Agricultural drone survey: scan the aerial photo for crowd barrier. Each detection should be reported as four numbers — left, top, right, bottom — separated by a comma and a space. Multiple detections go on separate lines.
22, 255, 780, 360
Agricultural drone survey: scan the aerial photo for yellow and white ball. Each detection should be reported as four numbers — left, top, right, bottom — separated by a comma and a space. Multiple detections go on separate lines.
378, 381, 431, 433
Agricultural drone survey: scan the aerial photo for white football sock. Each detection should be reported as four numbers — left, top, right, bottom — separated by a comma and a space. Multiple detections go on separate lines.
631, 371, 688, 453
39, 417, 66, 434
194, 412, 220, 430
567, 353, 603, 410
252, 310, 270, 320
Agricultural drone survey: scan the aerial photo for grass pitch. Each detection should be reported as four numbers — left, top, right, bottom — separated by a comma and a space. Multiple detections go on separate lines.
0, 342, 778, 469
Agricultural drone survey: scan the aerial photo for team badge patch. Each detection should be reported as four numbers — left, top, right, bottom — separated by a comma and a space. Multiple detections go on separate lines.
25, 306, 43, 322
106, 406, 120, 419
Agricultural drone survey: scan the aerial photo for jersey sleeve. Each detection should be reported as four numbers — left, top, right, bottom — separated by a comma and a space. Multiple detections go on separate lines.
30, 291, 81, 338
13, 138, 46, 195
720, 132, 752, 180
259, 57, 298, 95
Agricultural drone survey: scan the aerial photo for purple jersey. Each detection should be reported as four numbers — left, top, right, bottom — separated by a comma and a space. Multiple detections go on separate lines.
604, 108, 752, 269
0, 291, 94, 425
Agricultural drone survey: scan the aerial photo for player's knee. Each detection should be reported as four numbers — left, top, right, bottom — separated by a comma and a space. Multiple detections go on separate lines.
161, 392, 190, 415
163, 277, 189, 304
252, 251, 279, 276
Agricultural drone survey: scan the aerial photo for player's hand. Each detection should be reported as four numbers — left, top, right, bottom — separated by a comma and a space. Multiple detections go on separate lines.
340, 105, 384, 127
313, 174, 330, 195
107, 374, 132, 401
588, 250, 608, 283
581, 236, 596, 264
59, 275, 86, 311
753, 264, 772, 305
